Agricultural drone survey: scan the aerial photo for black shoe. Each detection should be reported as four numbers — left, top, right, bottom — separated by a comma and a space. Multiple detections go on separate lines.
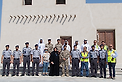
6, 74, 9, 76
16, 74, 19, 76
91, 75, 94, 77
86, 76, 89, 77
36, 74, 39, 76
12, 74, 15, 76
80, 75, 83, 77
21, 74, 25, 76
2, 74, 5, 76
99, 76, 103, 78
27, 74, 30, 76
104, 76, 106, 78
76, 75, 79, 77
72, 75, 75, 77
32, 74, 34, 76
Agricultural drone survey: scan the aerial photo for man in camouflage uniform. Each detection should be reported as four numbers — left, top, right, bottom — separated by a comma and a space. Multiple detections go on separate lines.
60, 45, 70, 77
55, 39, 62, 53
45, 39, 53, 53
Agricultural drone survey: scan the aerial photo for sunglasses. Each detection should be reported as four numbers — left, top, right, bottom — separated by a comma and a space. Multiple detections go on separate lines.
109, 46, 112, 47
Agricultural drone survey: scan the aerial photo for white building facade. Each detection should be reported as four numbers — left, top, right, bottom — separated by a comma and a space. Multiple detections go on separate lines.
0, 0, 122, 67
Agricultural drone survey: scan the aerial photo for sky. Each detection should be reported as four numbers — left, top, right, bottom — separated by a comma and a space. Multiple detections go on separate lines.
0, 0, 122, 37
86, 0, 122, 3
0, 0, 2, 37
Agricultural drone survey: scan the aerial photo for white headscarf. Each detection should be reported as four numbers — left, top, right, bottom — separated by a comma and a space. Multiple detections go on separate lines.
38, 38, 45, 54
38, 39, 45, 67
81, 40, 91, 52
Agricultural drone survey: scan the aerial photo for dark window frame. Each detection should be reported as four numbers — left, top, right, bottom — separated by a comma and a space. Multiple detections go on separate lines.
24, 0, 32, 5
56, 0, 66, 4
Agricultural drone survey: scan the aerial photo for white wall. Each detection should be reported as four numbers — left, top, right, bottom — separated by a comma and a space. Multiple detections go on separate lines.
0, 0, 122, 68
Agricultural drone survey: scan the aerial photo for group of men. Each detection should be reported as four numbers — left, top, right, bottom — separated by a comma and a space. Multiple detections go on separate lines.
70, 40, 118, 80
1, 39, 118, 80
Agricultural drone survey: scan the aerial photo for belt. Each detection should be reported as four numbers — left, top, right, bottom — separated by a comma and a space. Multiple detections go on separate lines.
23, 55, 30, 57
100, 58, 105, 60
72, 58, 79, 59
14, 58, 20, 60
4, 57, 10, 59
33, 57, 39, 59
91, 58, 97, 60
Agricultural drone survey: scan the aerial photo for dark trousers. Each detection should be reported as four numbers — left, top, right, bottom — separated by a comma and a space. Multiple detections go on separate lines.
99, 59, 106, 77
72, 58, 79, 76
90, 59, 97, 76
32, 58, 40, 75
3, 58, 11, 75
22, 56, 30, 74
108, 62, 116, 77
13, 58, 20, 75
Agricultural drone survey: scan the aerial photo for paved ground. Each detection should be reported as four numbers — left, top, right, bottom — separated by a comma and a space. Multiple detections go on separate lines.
0, 75, 122, 82
0, 67, 122, 82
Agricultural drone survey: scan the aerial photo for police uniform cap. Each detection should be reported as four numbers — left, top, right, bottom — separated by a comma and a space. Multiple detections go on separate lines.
15, 45, 19, 48
5, 45, 9, 47
25, 42, 29, 44
35, 44, 38, 47
91, 45, 95, 48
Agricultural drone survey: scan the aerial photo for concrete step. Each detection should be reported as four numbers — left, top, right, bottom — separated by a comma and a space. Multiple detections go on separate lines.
0, 67, 122, 76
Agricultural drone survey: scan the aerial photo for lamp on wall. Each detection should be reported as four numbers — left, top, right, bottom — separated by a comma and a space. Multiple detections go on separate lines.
50, 15, 52, 18
23, 15, 28, 24
65, 14, 68, 18
54, 14, 56, 17
13, 16, 16, 22
41, 15, 44, 18
30, 15, 32, 18
70, 15, 72, 18
34, 15, 36, 18
17, 15, 20, 18
58, 15, 60, 18
16, 15, 20, 24
28, 15, 32, 23
32, 15, 36, 22
74, 15, 76, 18
9, 15, 13, 23
46, 16, 48, 18
10, 15, 13, 18
38, 15, 40, 18
25, 15, 28, 18
35, 15, 40, 24
20, 15, 24, 23
21, 15, 24, 18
